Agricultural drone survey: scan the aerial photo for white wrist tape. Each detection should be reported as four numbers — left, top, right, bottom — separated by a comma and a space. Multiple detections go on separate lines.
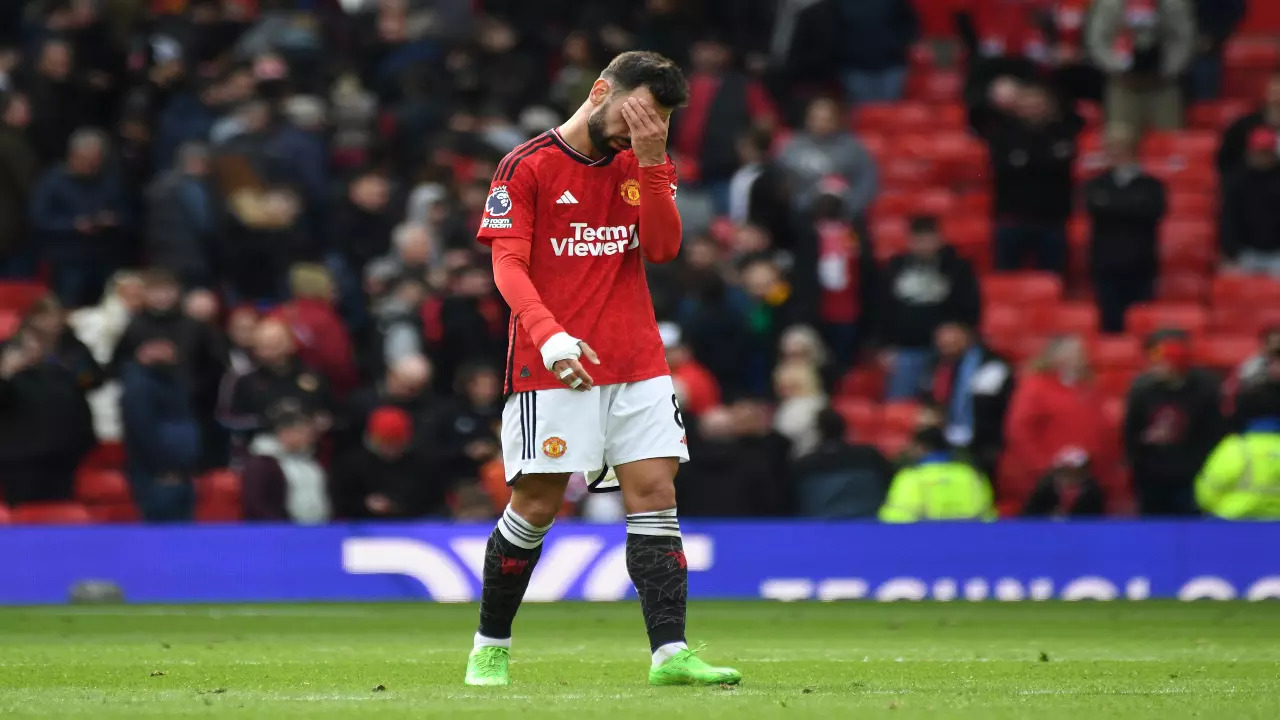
539, 332, 582, 371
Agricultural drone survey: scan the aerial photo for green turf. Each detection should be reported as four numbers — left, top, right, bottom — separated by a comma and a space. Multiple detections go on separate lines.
0, 602, 1277, 718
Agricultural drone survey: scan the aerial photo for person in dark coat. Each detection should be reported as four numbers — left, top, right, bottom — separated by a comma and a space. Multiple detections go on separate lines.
1220, 127, 1280, 276
974, 81, 1082, 277
145, 141, 216, 289
880, 216, 982, 400
332, 406, 448, 519
1124, 332, 1224, 516
835, 0, 919, 104
0, 328, 95, 507
343, 353, 435, 448
225, 317, 333, 441
23, 294, 103, 394
1187, 0, 1247, 101
426, 363, 503, 489
29, 127, 132, 307
727, 126, 793, 250
23, 37, 85, 166
1022, 446, 1107, 517
920, 321, 1013, 483
422, 264, 508, 391
1086, 123, 1167, 333
793, 409, 893, 518
1216, 70, 1280, 180
677, 398, 792, 517
0, 93, 40, 278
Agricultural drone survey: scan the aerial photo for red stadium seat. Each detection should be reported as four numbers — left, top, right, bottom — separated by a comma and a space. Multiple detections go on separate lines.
1141, 130, 1217, 162
1095, 368, 1139, 399
881, 402, 922, 434
905, 68, 964, 103
1027, 303, 1099, 337
1159, 220, 1216, 272
1157, 272, 1210, 302
1212, 305, 1280, 335
1211, 274, 1280, 309
981, 272, 1063, 306
1101, 396, 1126, 430
1168, 190, 1214, 219
0, 311, 19, 341
1188, 100, 1253, 130
1089, 335, 1144, 371
1126, 303, 1210, 338
873, 430, 912, 460
836, 366, 886, 400
195, 469, 243, 523
88, 502, 141, 523
834, 398, 880, 440
0, 282, 48, 313
11, 502, 92, 525
871, 217, 909, 262
1192, 334, 1259, 371
83, 442, 126, 470
981, 303, 1024, 339
0, 504, 9, 524
76, 469, 131, 505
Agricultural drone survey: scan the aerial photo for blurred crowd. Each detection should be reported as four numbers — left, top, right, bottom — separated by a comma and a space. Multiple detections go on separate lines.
0, 0, 1278, 525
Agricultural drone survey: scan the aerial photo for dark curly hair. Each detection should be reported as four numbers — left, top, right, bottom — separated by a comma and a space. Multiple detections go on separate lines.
600, 51, 689, 109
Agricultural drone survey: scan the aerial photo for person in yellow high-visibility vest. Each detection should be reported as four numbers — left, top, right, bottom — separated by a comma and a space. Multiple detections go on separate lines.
1196, 414, 1280, 520
879, 427, 996, 522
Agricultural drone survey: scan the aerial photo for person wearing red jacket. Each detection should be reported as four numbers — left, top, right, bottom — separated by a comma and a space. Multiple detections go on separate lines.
270, 264, 359, 400
1002, 335, 1114, 509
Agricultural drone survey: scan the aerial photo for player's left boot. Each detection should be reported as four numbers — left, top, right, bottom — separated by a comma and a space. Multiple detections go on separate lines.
648, 648, 741, 686
464, 646, 510, 686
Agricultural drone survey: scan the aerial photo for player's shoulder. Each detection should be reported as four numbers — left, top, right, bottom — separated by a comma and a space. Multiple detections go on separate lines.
493, 131, 559, 184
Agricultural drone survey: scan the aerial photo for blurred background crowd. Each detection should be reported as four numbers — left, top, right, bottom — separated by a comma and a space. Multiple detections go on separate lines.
0, 0, 1279, 526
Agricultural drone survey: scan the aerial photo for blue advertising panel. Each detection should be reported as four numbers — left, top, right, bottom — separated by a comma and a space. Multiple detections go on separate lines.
0, 521, 1277, 605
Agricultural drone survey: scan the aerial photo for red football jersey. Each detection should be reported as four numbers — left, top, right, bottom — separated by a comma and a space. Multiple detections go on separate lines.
478, 129, 676, 393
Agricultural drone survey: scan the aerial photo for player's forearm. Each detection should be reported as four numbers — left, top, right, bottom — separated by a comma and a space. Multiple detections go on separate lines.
638, 162, 681, 264
491, 237, 565, 348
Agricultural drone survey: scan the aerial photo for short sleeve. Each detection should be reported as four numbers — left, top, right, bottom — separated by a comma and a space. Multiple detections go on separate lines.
476, 160, 537, 246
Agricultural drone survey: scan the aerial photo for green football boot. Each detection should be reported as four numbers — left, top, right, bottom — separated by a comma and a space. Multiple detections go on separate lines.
464, 646, 510, 686
648, 648, 742, 686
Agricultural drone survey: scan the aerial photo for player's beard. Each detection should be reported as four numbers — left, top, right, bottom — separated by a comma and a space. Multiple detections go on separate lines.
587, 104, 619, 159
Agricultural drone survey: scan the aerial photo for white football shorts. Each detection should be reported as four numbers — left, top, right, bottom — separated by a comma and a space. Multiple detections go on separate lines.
500, 375, 690, 492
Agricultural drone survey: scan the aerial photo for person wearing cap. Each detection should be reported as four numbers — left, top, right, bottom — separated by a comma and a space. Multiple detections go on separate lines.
1022, 446, 1106, 517
1123, 330, 1223, 516
242, 401, 330, 524
1216, 69, 1280, 180
1196, 382, 1280, 519
879, 426, 995, 522
1220, 125, 1280, 277
331, 406, 447, 519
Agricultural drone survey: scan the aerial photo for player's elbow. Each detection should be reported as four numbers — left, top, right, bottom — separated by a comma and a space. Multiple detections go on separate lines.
644, 244, 681, 264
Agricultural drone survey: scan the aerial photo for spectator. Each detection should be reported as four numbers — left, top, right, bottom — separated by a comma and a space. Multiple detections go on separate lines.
793, 408, 892, 518
1022, 446, 1107, 517
224, 306, 261, 379
678, 398, 792, 517
0, 326, 95, 507
24, 37, 84, 165
332, 167, 401, 280
0, 92, 39, 278
364, 221, 437, 300
242, 402, 331, 524
369, 273, 428, 375
1223, 325, 1280, 419
661, 322, 720, 419
30, 127, 131, 306
1220, 127, 1280, 277
549, 32, 601, 118
333, 406, 449, 519
1124, 332, 1223, 516
836, 0, 918, 104
145, 141, 216, 289
1085, 0, 1196, 131
221, 181, 305, 304
1003, 335, 1113, 507
921, 321, 1013, 482
777, 96, 878, 217
772, 358, 827, 458
23, 294, 102, 393
345, 354, 435, 444
426, 363, 503, 490
974, 81, 1081, 276
793, 192, 877, 370
879, 215, 981, 400
1187, 0, 1246, 101
69, 271, 145, 441
778, 324, 835, 393
879, 426, 995, 522
1217, 69, 1280, 179
671, 36, 778, 212
271, 264, 359, 400
225, 318, 332, 439
1196, 381, 1280, 519
727, 126, 792, 248
738, 254, 799, 395
422, 263, 508, 391
1086, 123, 1167, 333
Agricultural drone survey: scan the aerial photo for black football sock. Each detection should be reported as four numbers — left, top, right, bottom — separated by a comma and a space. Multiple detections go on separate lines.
476, 505, 551, 644
625, 508, 688, 654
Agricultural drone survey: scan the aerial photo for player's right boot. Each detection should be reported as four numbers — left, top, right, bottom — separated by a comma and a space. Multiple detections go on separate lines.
649, 648, 742, 686
464, 646, 510, 686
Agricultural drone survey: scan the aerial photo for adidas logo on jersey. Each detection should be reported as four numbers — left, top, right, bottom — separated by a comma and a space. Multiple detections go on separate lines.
555, 191, 579, 204
550, 222, 639, 257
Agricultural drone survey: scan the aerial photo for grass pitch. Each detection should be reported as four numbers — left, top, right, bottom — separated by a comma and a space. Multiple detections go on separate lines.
0, 601, 1276, 718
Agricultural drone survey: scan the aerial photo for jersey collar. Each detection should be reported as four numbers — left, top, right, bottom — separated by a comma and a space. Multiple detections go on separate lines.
551, 128, 613, 167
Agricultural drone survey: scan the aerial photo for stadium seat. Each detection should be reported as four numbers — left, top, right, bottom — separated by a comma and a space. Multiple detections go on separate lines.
1211, 305, 1280, 336
905, 68, 963, 103
1089, 335, 1144, 371
195, 469, 243, 523
1141, 130, 1217, 162
0, 311, 19, 340
1101, 396, 1126, 431
88, 502, 140, 523
1211, 275, 1280, 309
981, 272, 1063, 306
1168, 190, 1214, 219
1095, 368, 1139, 399
82, 442, 126, 470
1126, 303, 1210, 338
11, 502, 92, 525
76, 469, 132, 505
881, 402, 922, 434
1192, 334, 1258, 371
1187, 100, 1252, 130
1158, 220, 1216, 272
931, 133, 990, 186
836, 366, 886, 400
873, 430, 912, 460
981, 303, 1024, 339
833, 398, 880, 440
0, 282, 47, 313
1026, 302, 1099, 337
1157, 272, 1210, 302
0, 504, 9, 524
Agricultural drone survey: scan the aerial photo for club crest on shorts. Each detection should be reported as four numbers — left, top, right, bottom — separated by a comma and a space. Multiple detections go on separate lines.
541, 436, 567, 458
620, 178, 641, 206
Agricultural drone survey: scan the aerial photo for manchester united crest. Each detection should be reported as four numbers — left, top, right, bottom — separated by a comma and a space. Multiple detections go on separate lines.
541, 436, 567, 458
620, 178, 641, 206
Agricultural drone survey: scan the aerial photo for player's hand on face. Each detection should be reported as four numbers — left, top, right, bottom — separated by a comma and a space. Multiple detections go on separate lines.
621, 97, 669, 167
552, 341, 600, 392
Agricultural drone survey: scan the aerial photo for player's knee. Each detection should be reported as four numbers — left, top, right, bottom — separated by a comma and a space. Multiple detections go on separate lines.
624, 478, 677, 514
510, 476, 567, 527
